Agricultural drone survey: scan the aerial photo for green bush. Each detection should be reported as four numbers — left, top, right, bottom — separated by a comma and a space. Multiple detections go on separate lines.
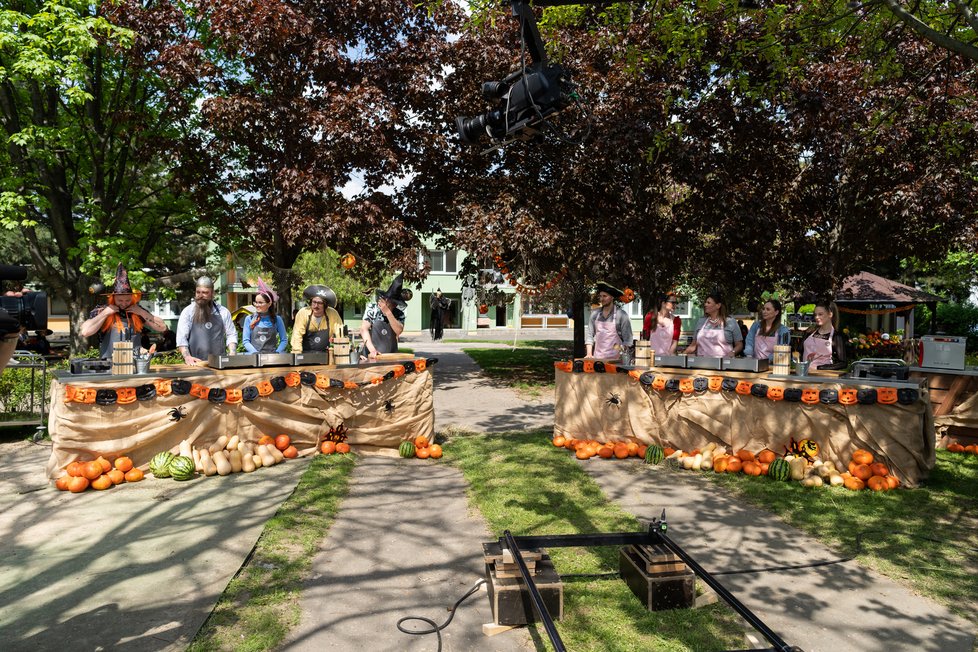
914, 302, 978, 352
0, 366, 48, 417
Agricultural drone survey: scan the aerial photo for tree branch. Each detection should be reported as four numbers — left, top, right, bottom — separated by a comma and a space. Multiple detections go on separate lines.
881, 0, 978, 61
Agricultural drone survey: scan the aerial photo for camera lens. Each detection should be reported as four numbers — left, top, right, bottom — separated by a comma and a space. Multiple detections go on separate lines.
455, 110, 506, 144
481, 81, 508, 100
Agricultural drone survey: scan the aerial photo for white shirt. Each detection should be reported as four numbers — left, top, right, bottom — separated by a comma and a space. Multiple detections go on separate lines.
175, 302, 237, 351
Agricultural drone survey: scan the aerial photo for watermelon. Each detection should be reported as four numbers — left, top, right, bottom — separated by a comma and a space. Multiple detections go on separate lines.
398, 441, 416, 458
768, 458, 791, 482
169, 455, 196, 481
149, 451, 175, 478
645, 444, 664, 465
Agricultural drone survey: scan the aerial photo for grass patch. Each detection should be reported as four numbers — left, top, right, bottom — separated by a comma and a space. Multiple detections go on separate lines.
463, 340, 572, 397
704, 451, 978, 627
449, 429, 745, 651
188, 453, 356, 651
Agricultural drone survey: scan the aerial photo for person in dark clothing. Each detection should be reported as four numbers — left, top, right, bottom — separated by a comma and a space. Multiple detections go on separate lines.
429, 289, 450, 341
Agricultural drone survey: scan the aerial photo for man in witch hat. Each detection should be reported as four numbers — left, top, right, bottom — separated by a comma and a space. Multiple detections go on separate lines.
359, 273, 409, 361
291, 285, 344, 353
585, 281, 633, 362
80, 263, 167, 359
175, 276, 237, 366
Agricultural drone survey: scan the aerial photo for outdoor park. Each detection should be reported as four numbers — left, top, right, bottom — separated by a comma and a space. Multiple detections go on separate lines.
2, 0, 978, 651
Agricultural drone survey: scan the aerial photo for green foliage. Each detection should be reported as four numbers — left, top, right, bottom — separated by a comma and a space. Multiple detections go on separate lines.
903, 250, 978, 304
292, 250, 380, 309
0, 367, 46, 417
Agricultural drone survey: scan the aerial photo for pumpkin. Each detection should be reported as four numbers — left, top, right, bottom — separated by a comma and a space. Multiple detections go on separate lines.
852, 464, 872, 481
852, 449, 874, 465
867, 475, 888, 491
870, 462, 890, 477
604, 363, 617, 374
843, 474, 865, 491
644, 444, 664, 465
708, 376, 723, 392
116, 387, 137, 404
76, 388, 97, 404
679, 378, 695, 394
735, 381, 753, 395
154, 379, 172, 396
839, 388, 858, 405
415, 359, 427, 372
68, 476, 90, 493
190, 383, 209, 399
340, 253, 356, 269
225, 388, 243, 404
316, 374, 331, 390
274, 434, 291, 451
257, 380, 274, 397
801, 388, 820, 404
757, 449, 777, 464
877, 387, 898, 404
766, 386, 784, 401
554, 361, 572, 373
713, 456, 729, 473
583, 360, 595, 373
282, 445, 298, 459
64, 385, 77, 403
652, 377, 667, 391
725, 457, 743, 473
552, 436, 566, 447
736, 450, 755, 462
414, 435, 430, 449
885, 475, 900, 489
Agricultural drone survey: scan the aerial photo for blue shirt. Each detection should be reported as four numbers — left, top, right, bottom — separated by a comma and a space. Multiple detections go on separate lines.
743, 322, 791, 360
242, 314, 288, 353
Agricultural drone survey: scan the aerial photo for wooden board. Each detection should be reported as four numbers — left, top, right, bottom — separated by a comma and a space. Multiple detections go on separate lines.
619, 547, 695, 611
629, 544, 688, 576
485, 558, 563, 626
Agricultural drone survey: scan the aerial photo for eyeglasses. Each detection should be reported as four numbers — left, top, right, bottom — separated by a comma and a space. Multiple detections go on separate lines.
253, 299, 269, 306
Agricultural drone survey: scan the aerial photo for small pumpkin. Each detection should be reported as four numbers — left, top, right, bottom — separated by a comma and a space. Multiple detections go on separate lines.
735, 380, 753, 395
256, 380, 274, 397
801, 388, 820, 405
284, 371, 301, 387
154, 378, 172, 396
64, 385, 77, 403
877, 387, 898, 404
652, 376, 667, 391
189, 383, 208, 399
116, 387, 137, 404
766, 386, 784, 401
77, 388, 97, 404
316, 374, 331, 390
225, 388, 243, 404
415, 359, 427, 372
583, 360, 595, 373
340, 252, 356, 269
839, 388, 858, 405
708, 376, 723, 392
679, 378, 695, 394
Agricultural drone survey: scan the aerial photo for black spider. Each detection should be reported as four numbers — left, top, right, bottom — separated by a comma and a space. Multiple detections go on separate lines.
383, 400, 396, 414
168, 406, 188, 422
605, 392, 622, 408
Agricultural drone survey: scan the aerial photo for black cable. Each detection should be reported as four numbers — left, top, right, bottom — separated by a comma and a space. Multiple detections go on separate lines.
396, 579, 487, 652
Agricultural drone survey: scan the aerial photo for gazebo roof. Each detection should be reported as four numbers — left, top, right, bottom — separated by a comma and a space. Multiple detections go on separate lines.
836, 272, 946, 304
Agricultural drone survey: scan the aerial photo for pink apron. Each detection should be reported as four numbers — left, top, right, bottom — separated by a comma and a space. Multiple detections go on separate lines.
648, 316, 675, 356
803, 328, 834, 369
696, 320, 732, 357
593, 313, 622, 361
753, 333, 777, 360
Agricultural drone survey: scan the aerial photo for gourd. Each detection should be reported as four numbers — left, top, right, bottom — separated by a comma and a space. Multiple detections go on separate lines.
700, 455, 713, 471
179, 439, 192, 459
212, 450, 232, 476
691, 453, 703, 471
788, 457, 808, 481
258, 444, 276, 467
269, 445, 285, 464
241, 452, 256, 472
200, 449, 218, 476
801, 475, 824, 488
192, 448, 202, 472
226, 435, 240, 451
829, 473, 844, 486
209, 435, 229, 454
229, 449, 243, 473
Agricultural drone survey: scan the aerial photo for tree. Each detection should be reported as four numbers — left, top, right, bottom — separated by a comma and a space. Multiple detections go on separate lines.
0, 1, 218, 350
193, 0, 465, 321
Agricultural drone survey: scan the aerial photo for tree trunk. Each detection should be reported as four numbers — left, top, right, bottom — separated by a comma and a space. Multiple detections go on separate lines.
572, 291, 587, 359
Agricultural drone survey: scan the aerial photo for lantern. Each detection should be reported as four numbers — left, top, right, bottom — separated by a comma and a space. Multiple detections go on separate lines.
479, 304, 489, 314
340, 253, 356, 269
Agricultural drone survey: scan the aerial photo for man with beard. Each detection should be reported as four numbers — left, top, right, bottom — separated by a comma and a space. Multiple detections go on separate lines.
176, 276, 237, 366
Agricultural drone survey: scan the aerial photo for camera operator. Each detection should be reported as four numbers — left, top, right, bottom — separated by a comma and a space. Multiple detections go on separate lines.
1, 266, 46, 372
80, 264, 166, 359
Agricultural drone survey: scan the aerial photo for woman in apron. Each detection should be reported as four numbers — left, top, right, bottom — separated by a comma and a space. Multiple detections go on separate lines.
744, 299, 791, 360
243, 290, 288, 354
683, 292, 743, 358
645, 293, 682, 356
800, 301, 847, 370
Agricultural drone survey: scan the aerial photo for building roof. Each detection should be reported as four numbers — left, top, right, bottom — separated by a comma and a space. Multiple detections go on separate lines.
836, 271, 946, 304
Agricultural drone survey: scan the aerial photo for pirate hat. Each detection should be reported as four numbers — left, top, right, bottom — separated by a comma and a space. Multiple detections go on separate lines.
595, 281, 624, 300
376, 273, 408, 309
302, 285, 338, 309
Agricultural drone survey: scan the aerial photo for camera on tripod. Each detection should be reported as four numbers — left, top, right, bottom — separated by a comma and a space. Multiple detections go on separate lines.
0, 264, 48, 372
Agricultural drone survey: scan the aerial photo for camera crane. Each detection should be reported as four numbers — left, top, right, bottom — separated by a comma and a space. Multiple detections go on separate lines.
454, 0, 597, 151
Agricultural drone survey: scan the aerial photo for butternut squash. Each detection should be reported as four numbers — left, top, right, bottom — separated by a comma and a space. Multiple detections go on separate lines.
200, 449, 218, 476
208, 435, 228, 454
269, 445, 285, 464
241, 452, 256, 472
212, 450, 232, 476
179, 439, 192, 459
226, 435, 240, 451
228, 449, 243, 473
192, 448, 202, 472
258, 445, 276, 467
788, 457, 808, 481
251, 453, 263, 469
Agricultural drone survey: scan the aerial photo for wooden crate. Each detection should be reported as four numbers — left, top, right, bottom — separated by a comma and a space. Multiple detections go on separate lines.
619, 546, 695, 611
484, 557, 563, 626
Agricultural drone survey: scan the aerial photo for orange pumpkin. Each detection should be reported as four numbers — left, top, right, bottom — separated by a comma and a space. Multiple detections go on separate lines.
736, 450, 756, 462
552, 436, 566, 447
884, 475, 900, 489
225, 388, 243, 404
735, 381, 753, 395
852, 449, 874, 465
852, 464, 872, 481
154, 378, 172, 396
757, 449, 776, 464
55, 475, 71, 491
68, 476, 90, 493
415, 359, 427, 372
414, 435, 430, 449
428, 444, 443, 459
713, 456, 729, 473
652, 377, 667, 391
583, 360, 595, 373
321, 441, 337, 454
285, 371, 301, 387
124, 468, 144, 482
679, 378, 695, 394
257, 380, 274, 397
766, 386, 784, 401
76, 388, 97, 404
116, 387, 137, 404
725, 458, 743, 473
190, 383, 209, 399
340, 252, 356, 269
91, 474, 113, 491
416, 447, 431, 459
870, 462, 890, 477
614, 444, 629, 459
274, 434, 291, 451
708, 376, 723, 392
839, 388, 858, 405
867, 476, 888, 491
316, 374, 331, 390
598, 446, 614, 459
843, 474, 865, 491
877, 387, 898, 404
282, 445, 298, 459
64, 385, 77, 403
801, 388, 820, 404
114, 456, 133, 472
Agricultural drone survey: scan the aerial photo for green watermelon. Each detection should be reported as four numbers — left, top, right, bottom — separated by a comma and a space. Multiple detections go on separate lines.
645, 444, 664, 465
149, 451, 175, 478
398, 441, 416, 458
768, 458, 791, 482
169, 455, 196, 481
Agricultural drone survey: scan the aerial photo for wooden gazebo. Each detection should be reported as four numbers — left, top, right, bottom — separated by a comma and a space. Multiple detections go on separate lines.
835, 271, 946, 339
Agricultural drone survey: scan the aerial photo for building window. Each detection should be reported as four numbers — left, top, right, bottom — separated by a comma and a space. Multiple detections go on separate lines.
425, 249, 457, 274
626, 300, 644, 318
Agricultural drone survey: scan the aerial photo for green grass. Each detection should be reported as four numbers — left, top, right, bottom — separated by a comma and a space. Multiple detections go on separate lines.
448, 429, 745, 652
463, 340, 572, 397
188, 453, 356, 651
704, 450, 978, 627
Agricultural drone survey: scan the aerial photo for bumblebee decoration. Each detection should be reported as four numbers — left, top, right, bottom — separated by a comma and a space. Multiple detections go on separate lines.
605, 392, 623, 408
784, 437, 820, 462
167, 406, 188, 422
383, 400, 396, 415
322, 424, 349, 443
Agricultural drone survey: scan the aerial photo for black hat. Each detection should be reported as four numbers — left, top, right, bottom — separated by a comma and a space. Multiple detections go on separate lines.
665, 378, 681, 392
721, 378, 739, 392
639, 371, 655, 386
593, 361, 606, 373
897, 388, 919, 405
693, 376, 709, 392
242, 385, 260, 401
302, 285, 338, 309
857, 388, 878, 405
136, 384, 157, 401
300, 371, 317, 386
377, 273, 408, 309
208, 387, 227, 403
595, 281, 624, 300
270, 376, 287, 392
330, 378, 344, 388
95, 388, 118, 405
402, 360, 416, 374
572, 360, 584, 373
819, 388, 839, 404
750, 383, 769, 398
171, 379, 192, 395
784, 387, 803, 402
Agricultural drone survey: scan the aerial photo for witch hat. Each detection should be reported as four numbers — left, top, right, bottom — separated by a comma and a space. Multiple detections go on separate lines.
104, 263, 137, 295
376, 273, 407, 309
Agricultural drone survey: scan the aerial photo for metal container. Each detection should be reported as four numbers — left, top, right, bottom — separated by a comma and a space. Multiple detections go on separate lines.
208, 353, 258, 369
654, 354, 687, 369
685, 355, 723, 371
256, 353, 295, 368
722, 358, 769, 372
850, 358, 910, 381
293, 351, 330, 366
920, 335, 966, 371
70, 358, 112, 375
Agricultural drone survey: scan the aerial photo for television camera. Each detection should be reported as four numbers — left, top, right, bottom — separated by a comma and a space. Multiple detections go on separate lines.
0, 265, 48, 372
454, 0, 591, 149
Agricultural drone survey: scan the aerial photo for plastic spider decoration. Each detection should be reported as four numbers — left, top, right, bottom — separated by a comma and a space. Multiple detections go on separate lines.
605, 392, 623, 408
168, 406, 188, 422
784, 437, 820, 462
383, 400, 396, 414
322, 424, 349, 443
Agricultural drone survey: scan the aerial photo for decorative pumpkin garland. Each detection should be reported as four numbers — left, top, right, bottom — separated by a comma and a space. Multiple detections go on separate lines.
553, 360, 920, 406
493, 254, 568, 297
62, 358, 438, 407
836, 305, 913, 316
